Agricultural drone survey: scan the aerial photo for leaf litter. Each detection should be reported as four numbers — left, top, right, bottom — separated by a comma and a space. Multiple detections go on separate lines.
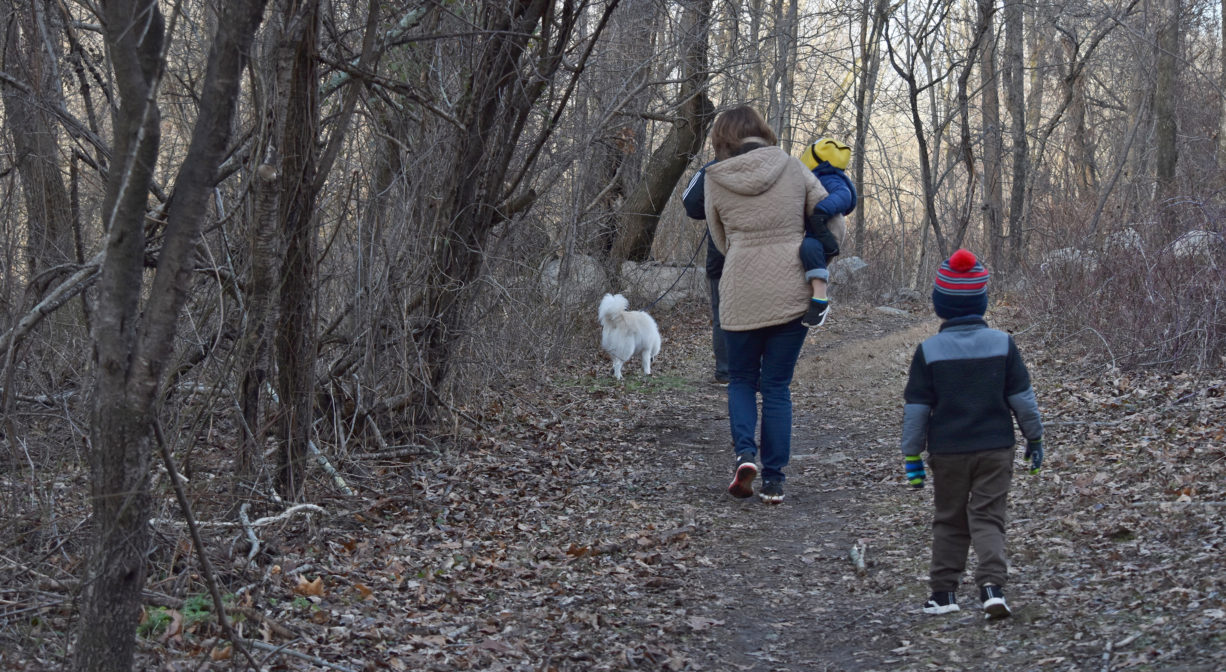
2, 300, 1223, 671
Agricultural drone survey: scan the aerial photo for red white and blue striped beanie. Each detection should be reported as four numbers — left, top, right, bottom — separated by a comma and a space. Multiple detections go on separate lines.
932, 249, 990, 319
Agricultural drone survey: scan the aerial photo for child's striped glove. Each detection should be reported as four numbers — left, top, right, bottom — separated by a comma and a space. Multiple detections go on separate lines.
1025, 438, 1043, 474
904, 455, 925, 488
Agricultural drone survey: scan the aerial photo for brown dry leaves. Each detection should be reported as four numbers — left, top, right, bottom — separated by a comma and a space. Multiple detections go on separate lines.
25, 301, 1221, 671
850, 315, 1226, 671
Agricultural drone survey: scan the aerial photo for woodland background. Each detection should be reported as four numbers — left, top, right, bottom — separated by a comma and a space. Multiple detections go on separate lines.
0, 0, 1222, 670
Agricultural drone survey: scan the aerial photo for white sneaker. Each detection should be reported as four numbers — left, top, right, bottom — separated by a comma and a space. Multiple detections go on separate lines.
922, 591, 960, 614
981, 584, 1012, 619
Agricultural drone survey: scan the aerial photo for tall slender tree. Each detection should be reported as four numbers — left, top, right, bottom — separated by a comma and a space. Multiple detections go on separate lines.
75, 0, 267, 668
272, 0, 322, 500
852, 0, 888, 256
979, 0, 1004, 267
1003, 0, 1027, 266
0, 0, 72, 283
1154, 0, 1180, 227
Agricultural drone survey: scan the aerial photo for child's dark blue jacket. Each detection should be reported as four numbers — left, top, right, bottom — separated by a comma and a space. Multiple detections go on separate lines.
900, 316, 1043, 456
812, 162, 857, 218
684, 158, 855, 275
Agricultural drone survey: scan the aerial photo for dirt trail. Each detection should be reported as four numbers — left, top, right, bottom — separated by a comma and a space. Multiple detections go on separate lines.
622, 295, 1226, 672
594, 297, 1226, 672
630, 302, 940, 671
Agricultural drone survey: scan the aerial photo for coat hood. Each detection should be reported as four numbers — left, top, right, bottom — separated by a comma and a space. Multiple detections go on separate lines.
705, 144, 791, 197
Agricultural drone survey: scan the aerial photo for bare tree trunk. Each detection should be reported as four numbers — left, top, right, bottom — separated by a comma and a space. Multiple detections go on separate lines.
75, 1, 166, 665
748, 0, 765, 103
237, 157, 282, 478
0, 0, 72, 284
716, 1, 746, 102
978, 0, 1004, 267
1154, 0, 1179, 227
274, 0, 321, 500
585, 0, 656, 258
1022, 3, 1050, 246
412, 0, 617, 418
852, 0, 887, 256
610, 0, 714, 262
1003, 0, 1027, 267
76, 0, 266, 668
952, 2, 993, 252
1219, 0, 1226, 173
1063, 34, 1098, 199
887, 1, 993, 257
770, 0, 798, 150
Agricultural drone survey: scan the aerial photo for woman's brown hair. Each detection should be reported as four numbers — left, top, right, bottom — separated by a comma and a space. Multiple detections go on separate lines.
710, 106, 777, 160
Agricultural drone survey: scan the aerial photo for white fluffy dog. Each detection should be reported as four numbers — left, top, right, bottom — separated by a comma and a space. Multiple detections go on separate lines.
598, 293, 661, 380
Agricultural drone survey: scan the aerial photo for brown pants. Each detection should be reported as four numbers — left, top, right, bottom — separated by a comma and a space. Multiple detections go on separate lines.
928, 448, 1013, 592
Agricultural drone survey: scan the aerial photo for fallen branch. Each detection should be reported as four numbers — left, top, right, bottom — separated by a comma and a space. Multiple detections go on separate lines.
239, 502, 260, 563
0, 388, 76, 407
308, 440, 354, 495
363, 414, 390, 452
349, 445, 433, 460
230, 606, 298, 640
849, 540, 868, 576
152, 503, 327, 529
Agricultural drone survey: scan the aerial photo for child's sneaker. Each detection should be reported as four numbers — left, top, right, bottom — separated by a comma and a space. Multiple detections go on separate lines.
922, 591, 960, 614
980, 584, 1011, 619
802, 298, 830, 327
759, 480, 784, 505
727, 454, 757, 498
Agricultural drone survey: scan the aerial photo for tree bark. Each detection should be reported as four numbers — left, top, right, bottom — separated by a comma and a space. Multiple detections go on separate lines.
852, 0, 887, 256
610, 0, 714, 262
1154, 0, 1179, 227
1063, 34, 1097, 199
585, 0, 656, 258
0, 0, 72, 283
978, 0, 1003, 267
76, 0, 266, 669
274, 0, 322, 500
412, 0, 617, 418
769, 0, 798, 150
75, 0, 166, 665
1003, 0, 1027, 267
1219, 0, 1226, 174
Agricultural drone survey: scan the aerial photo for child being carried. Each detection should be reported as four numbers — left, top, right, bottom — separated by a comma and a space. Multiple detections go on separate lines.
798, 138, 857, 328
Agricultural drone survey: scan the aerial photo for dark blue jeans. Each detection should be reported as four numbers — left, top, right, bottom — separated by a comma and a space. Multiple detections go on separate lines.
723, 317, 807, 483
800, 235, 829, 282
708, 276, 729, 379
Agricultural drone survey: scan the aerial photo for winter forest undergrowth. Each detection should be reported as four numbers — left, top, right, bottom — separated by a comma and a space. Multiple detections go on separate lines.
0, 0, 1224, 669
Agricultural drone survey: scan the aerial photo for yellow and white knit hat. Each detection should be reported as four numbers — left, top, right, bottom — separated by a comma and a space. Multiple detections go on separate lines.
801, 138, 851, 171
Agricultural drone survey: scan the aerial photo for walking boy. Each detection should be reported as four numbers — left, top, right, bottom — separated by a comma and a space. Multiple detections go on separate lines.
900, 249, 1044, 619
798, 138, 857, 327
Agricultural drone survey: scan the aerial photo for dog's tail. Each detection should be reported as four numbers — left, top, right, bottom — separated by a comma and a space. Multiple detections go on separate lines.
598, 293, 630, 326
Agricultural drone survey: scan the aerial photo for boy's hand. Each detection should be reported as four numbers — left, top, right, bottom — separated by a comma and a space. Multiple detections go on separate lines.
1024, 438, 1043, 474
904, 455, 925, 488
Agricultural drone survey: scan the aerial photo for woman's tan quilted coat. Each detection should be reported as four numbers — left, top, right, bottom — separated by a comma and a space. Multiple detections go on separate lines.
704, 144, 827, 331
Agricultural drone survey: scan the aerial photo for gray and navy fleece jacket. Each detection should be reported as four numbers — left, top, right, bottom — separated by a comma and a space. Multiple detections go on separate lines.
900, 316, 1043, 457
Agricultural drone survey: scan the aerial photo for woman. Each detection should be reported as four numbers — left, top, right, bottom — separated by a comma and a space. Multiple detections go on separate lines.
703, 105, 826, 504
